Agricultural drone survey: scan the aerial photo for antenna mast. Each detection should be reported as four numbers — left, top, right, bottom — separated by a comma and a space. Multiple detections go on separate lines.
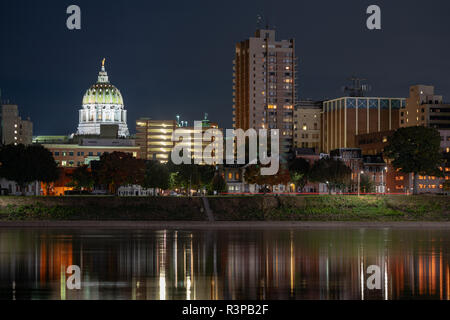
342, 75, 371, 97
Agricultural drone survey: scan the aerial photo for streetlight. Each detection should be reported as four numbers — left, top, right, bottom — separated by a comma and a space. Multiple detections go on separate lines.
357, 170, 364, 196
382, 166, 387, 194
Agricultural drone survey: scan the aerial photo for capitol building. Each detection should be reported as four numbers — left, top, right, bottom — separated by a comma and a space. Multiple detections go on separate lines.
77, 59, 129, 137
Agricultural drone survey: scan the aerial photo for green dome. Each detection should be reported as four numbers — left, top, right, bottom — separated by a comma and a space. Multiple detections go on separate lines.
82, 83, 124, 105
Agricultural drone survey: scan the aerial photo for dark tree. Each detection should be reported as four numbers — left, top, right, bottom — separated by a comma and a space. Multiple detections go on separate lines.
309, 157, 352, 194
384, 126, 442, 195
0, 144, 59, 194
143, 160, 170, 194
167, 160, 215, 194
288, 157, 310, 191
359, 174, 375, 194
96, 152, 146, 194
68, 165, 94, 190
209, 174, 227, 194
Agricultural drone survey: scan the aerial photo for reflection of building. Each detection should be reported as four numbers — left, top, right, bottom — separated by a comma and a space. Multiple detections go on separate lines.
294, 100, 322, 152
321, 96, 405, 153
135, 118, 177, 162
0, 104, 33, 145
233, 28, 296, 159
77, 60, 129, 137
0, 228, 449, 300
401, 85, 450, 129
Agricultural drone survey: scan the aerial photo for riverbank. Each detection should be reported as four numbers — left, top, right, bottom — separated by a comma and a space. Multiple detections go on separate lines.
0, 195, 448, 222
2, 220, 450, 229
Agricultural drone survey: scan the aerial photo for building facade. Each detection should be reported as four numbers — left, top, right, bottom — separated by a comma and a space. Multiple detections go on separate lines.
294, 100, 322, 152
135, 118, 177, 162
0, 104, 33, 145
233, 29, 297, 159
77, 60, 129, 137
174, 117, 221, 165
321, 96, 405, 153
0, 178, 41, 196
400, 85, 450, 129
43, 139, 140, 167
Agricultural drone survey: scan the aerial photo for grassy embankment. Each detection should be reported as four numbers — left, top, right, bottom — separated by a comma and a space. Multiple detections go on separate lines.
208, 195, 450, 221
0, 196, 205, 221
0, 195, 448, 221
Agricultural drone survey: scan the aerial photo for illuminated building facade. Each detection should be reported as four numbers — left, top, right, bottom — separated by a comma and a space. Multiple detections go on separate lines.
233, 29, 297, 159
294, 100, 322, 152
135, 118, 177, 162
321, 96, 405, 153
0, 104, 33, 145
174, 116, 221, 165
400, 85, 450, 130
43, 140, 140, 168
77, 59, 129, 137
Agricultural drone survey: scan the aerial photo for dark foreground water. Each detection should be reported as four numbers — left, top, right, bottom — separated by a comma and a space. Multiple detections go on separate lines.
0, 227, 449, 300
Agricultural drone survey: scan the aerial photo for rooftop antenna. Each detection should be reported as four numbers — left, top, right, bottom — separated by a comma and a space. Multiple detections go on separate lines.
256, 14, 264, 29
342, 75, 371, 97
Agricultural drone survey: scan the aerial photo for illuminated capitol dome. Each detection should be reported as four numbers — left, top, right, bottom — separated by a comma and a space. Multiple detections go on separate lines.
77, 59, 129, 137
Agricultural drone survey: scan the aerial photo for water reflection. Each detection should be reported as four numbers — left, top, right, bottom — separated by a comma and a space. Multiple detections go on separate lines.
0, 228, 449, 300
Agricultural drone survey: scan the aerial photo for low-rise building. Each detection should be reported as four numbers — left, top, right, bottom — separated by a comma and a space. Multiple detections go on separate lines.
42, 139, 140, 168
0, 178, 41, 196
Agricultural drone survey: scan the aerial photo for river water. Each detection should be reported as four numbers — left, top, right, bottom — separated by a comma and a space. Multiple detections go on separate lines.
0, 227, 449, 300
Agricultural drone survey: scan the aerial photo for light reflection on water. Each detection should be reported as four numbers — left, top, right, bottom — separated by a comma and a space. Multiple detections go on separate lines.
0, 228, 449, 300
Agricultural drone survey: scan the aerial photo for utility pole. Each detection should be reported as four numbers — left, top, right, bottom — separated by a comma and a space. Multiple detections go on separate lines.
358, 172, 360, 196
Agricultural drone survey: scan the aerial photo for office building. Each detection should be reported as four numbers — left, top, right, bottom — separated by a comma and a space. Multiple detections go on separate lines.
321, 96, 405, 153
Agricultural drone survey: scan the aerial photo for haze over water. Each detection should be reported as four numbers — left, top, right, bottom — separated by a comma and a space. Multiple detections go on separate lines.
0, 228, 449, 300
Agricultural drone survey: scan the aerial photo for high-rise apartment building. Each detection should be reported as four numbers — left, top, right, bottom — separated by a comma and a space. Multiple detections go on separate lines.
293, 100, 322, 152
233, 29, 296, 159
400, 85, 450, 129
0, 104, 33, 145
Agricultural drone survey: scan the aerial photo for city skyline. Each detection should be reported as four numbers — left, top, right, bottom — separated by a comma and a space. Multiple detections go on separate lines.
1, 0, 450, 136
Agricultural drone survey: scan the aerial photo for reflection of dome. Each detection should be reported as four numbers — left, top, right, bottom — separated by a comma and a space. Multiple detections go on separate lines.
76, 59, 129, 137
82, 83, 124, 105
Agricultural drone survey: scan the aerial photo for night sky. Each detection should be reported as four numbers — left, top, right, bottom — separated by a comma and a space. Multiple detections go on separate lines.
1, 0, 449, 135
